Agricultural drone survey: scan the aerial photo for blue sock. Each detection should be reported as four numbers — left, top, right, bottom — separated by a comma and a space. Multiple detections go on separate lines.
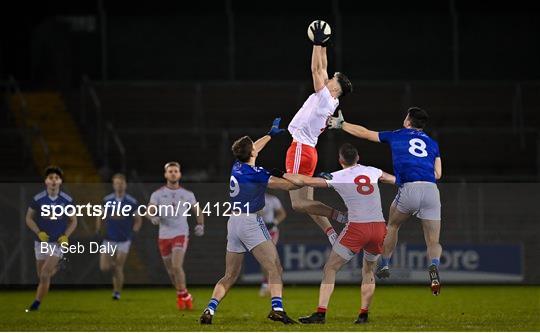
271, 297, 283, 311
381, 257, 391, 267
30, 300, 40, 310
207, 298, 219, 314
431, 258, 440, 267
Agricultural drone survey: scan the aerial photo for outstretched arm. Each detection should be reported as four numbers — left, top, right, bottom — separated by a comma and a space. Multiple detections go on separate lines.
267, 176, 301, 191
283, 173, 329, 188
254, 117, 285, 153
379, 171, 396, 185
311, 46, 326, 92
342, 122, 380, 143
253, 135, 271, 153
434, 157, 442, 180
327, 111, 380, 142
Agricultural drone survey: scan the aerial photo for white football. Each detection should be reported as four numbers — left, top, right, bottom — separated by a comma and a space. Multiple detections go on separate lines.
307, 20, 332, 43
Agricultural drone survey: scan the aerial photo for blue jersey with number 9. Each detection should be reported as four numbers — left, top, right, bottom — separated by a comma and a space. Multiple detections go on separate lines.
379, 128, 440, 186
229, 161, 271, 213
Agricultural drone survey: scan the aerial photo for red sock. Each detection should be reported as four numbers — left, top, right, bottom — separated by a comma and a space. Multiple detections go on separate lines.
177, 289, 188, 298
325, 227, 335, 236
317, 306, 327, 313
359, 307, 368, 314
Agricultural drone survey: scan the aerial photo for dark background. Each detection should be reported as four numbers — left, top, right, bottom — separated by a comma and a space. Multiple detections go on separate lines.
2, 1, 540, 85
0, 0, 538, 286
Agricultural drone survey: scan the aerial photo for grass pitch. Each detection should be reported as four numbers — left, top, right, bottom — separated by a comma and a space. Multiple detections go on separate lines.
0, 285, 538, 331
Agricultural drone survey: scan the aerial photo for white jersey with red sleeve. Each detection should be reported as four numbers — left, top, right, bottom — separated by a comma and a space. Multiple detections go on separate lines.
288, 86, 339, 147
149, 186, 197, 238
325, 164, 386, 223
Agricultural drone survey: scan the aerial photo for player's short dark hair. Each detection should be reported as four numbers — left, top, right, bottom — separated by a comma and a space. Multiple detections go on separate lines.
44, 165, 63, 180
231, 136, 254, 163
339, 143, 359, 166
407, 107, 429, 129
164, 161, 181, 171
335, 72, 352, 97
111, 173, 126, 182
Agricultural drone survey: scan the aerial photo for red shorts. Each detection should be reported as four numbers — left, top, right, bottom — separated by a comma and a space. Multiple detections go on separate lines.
158, 235, 188, 257
285, 141, 318, 176
334, 222, 387, 261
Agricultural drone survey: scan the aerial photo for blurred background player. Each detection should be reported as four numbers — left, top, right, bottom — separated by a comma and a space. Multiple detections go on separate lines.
95, 173, 142, 300
200, 119, 298, 325
259, 192, 287, 297
282, 143, 395, 324
25, 166, 77, 311
327, 107, 443, 295
286, 20, 352, 245
147, 162, 205, 310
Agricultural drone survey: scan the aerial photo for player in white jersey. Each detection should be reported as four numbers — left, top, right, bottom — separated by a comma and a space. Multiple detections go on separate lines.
285, 20, 353, 245
283, 143, 395, 324
259, 192, 287, 297
147, 161, 205, 311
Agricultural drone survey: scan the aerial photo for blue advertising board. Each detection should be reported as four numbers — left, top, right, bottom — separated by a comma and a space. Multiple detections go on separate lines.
242, 243, 523, 283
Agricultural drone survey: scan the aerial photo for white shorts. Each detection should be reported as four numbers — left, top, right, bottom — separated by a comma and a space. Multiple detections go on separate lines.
393, 182, 441, 221
34, 241, 63, 260
226, 213, 271, 253
102, 239, 131, 254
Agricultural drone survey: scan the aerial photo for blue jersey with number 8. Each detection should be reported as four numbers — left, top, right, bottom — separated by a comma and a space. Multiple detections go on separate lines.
229, 161, 271, 213
378, 128, 440, 186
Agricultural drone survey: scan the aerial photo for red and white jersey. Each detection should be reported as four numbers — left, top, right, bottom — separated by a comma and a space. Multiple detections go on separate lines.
288, 86, 339, 147
325, 164, 385, 223
149, 186, 197, 238
262, 193, 283, 224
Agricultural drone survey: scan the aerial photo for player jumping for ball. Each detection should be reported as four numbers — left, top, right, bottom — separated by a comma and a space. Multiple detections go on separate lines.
147, 162, 205, 310
279, 143, 395, 324
25, 166, 78, 311
200, 118, 298, 325
327, 107, 443, 295
286, 20, 353, 244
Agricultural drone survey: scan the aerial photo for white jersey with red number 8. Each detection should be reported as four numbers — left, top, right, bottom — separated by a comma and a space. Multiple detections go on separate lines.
325, 164, 385, 223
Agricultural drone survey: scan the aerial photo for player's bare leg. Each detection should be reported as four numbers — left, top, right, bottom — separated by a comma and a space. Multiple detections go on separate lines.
377, 203, 409, 278
290, 187, 339, 244
260, 233, 279, 297
200, 251, 244, 324
356, 258, 377, 324
99, 252, 113, 272
169, 248, 192, 309
27, 255, 60, 311
35, 260, 44, 279
112, 252, 128, 299
421, 219, 442, 295
299, 250, 347, 324
99, 252, 119, 299
251, 240, 296, 324
252, 241, 283, 299
260, 266, 271, 297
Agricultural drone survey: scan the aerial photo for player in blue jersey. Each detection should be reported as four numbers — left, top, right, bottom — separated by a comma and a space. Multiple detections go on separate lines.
200, 118, 299, 325
25, 166, 78, 311
327, 107, 443, 295
96, 173, 142, 300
